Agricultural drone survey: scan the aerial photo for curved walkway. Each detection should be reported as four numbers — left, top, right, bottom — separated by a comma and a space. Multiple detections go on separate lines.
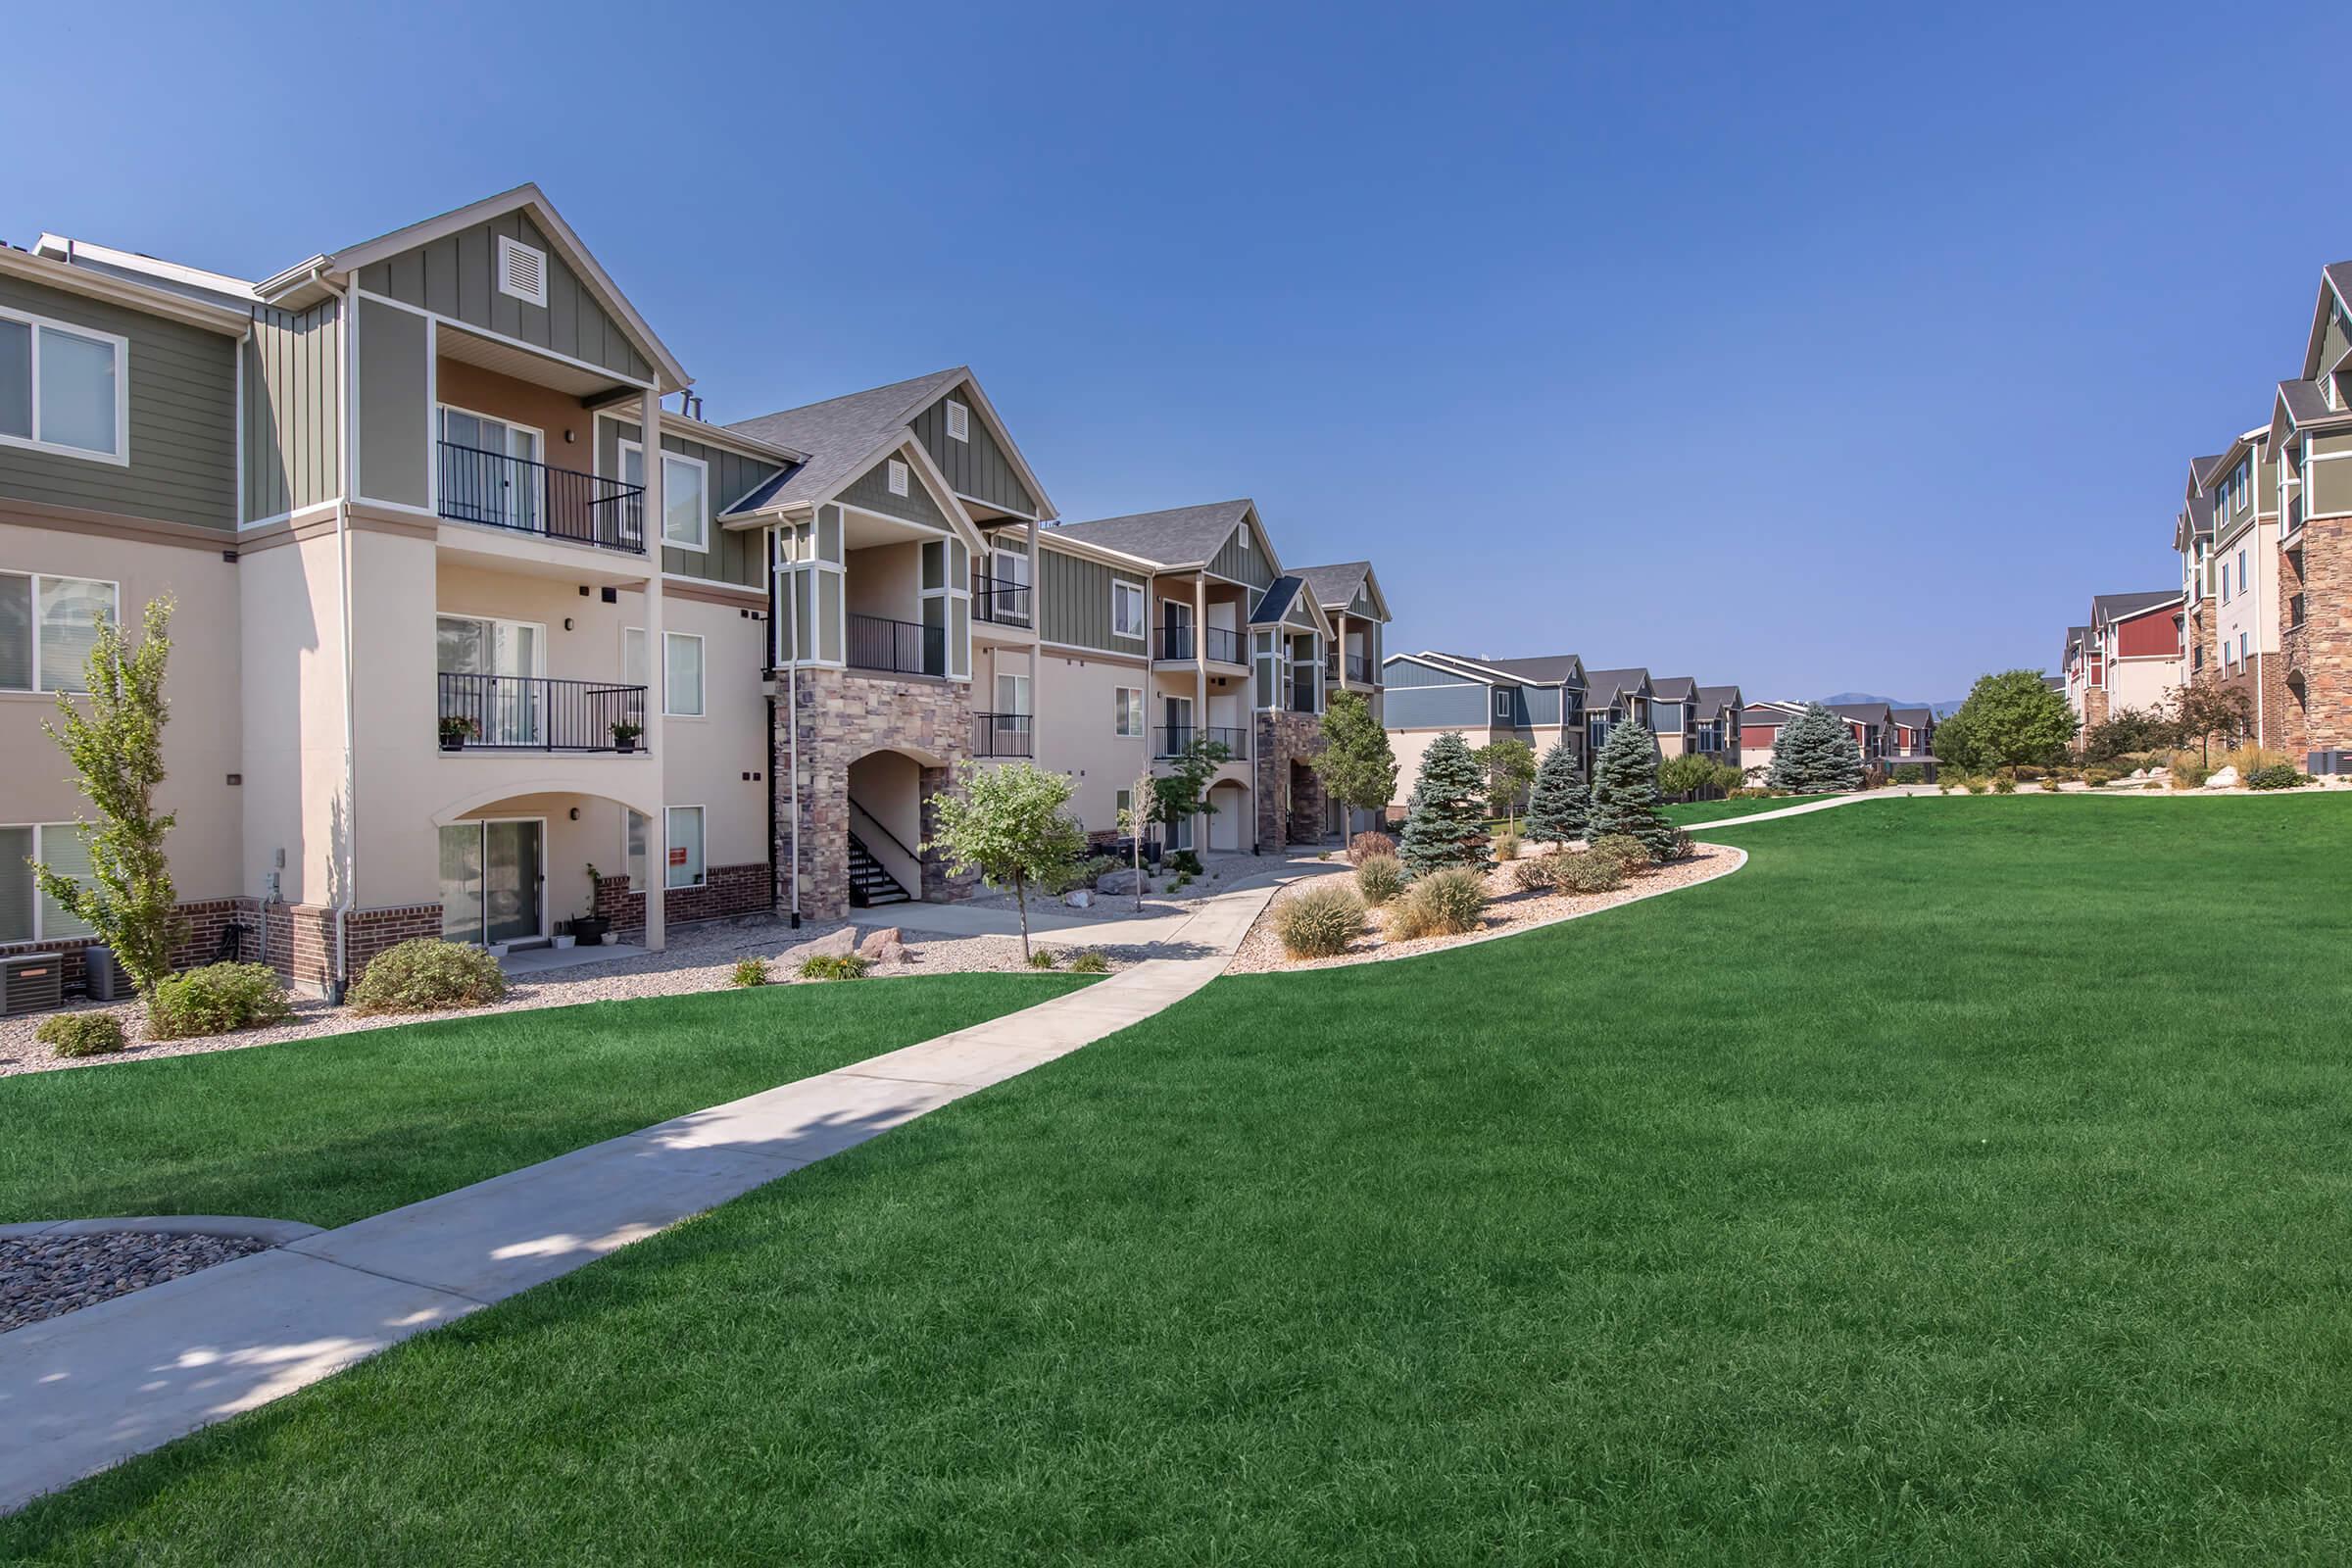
0, 874, 1292, 1514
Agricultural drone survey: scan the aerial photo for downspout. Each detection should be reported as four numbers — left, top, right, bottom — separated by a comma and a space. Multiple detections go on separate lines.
329, 282, 358, 1001
776, 521, 802, 927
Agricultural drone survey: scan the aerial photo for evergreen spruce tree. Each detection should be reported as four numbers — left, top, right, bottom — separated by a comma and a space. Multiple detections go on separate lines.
1524, 738, 1588, 846
1587, 721, 1678, 861
1766, 703, 1865, 792
1397, 730, 1490, 873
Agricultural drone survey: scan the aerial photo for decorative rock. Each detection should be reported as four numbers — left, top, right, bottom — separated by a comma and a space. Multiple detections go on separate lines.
1096, 869, 1141, 896
1062, 889, 1094, 909
855, 926, 905, 960
2204, 765, 2240, 790
781, 927, 858, 968
2, 1231, 270, 1332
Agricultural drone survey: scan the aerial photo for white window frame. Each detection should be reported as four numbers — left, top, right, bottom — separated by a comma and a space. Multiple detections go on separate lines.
945, 399, 970, 442
0, 822, 94, 942
0, 307, 130, 466
659, 448, 710, 551
886, 459, 910, 497
495, 234, 549, 308
665, 804, 707, 890
2, 571, 121, 694
1115, 685, 1145, 738
1111, 580, 1146, 641
663, 629, 706, 717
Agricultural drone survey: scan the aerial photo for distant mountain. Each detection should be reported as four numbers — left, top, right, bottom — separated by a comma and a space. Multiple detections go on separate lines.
1814, 691, 1965, 716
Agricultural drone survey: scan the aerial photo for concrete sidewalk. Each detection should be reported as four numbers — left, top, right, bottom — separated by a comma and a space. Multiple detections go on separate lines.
0, 872, 1288, 1514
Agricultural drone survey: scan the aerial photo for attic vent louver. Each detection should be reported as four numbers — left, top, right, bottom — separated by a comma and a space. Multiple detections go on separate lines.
496, 235, 548, 307
946, 400, 970, 442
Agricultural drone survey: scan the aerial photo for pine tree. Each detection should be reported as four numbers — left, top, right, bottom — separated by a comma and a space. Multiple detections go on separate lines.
1587, 721, 1678, 861
1524, 739, 1588, 846
1397, 730, 1490, 874
1766, 704, 1864, 792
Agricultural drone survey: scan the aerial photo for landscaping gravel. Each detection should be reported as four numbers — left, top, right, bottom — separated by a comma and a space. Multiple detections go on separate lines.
1230, 844, 1740, 973
1, 1231, 270, 1334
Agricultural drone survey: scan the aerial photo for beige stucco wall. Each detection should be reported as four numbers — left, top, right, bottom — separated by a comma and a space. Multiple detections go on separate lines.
1385, 724, 1495, 813
630, 587, 770, 870
2107, 653, 2182, 714
237, 526, 352, 908
844, 541, 921, 623
2212, 520, 2279, 667
1, 518, 245, 903
1033, 650, 1152, 833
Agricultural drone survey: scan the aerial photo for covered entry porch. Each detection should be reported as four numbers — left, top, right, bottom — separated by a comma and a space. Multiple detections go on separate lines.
430, 779, 674, 955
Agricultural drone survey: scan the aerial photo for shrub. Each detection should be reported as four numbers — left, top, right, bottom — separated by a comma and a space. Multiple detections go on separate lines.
147, 961, 296, 1039
2038, 777, 2060, 792
1347, 830, 1397, 866
1390, 867, 1486, 940
1068, 949, 1111, 974
1354, 854, 1406, 906
729, 957, 769, 988
1275, 883, 1364, 958
1992, 771, 2018, 795
1527, 849, 1624, 895
798, 953, 870, 980
1588, 833, 1651, 876
1860, 764, 1889, 790
1668, 829, 1696, 860
2014, 764, 2044, 780
2246, 763, 2311, 791
1891, 764, 1925, 786
345, 940, 506, 1018
2082, 767, 2119, 788
1512, 853, 1561, 893
37, 1011, 126, 1057
1167, 850, 1203, 876
1492, 828, 1522, 863
1026, 948, 1058, 969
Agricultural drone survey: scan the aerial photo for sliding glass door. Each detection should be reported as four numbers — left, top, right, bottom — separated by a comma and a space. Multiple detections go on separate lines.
438, 819, 546, 948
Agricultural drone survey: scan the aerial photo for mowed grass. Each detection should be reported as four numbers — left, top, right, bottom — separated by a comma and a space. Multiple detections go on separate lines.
1665, 791, 1835, 824
0, 975, 1087, 1229
11, 797, 2352, 1564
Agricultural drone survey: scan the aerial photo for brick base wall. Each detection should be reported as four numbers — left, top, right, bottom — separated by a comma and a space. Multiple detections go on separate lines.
594, 861, 772, 936
0, 895, 440, 997
0, 897, 259, 995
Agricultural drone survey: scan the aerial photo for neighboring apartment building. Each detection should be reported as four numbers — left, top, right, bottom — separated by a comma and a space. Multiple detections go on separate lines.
1, 185, 1393, 994
2173, 430, 2296, 749
2265, 261, 2352, 761
1738, 699, 1936, 777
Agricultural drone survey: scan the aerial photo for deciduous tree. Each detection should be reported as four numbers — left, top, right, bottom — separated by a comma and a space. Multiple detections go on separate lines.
922, 761, 1091, 962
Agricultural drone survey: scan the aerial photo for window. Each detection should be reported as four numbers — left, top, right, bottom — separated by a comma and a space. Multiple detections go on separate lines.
495, 235, 548, 307
1, 572, 118, 694
1115, 788, 1134, 828
643, 451, 707, 551
664, 631, 705, 716
0, 823, 92, 942
1494, 688, 1512, 721
1111, 580, 1146, 640
946, 399, 970, 442
2239, 631, 2249, 663
0, 310, 126, 463
1115, 686, 1145, 737
624, 809, 651, 892
996, 671, 1030, 715
2237, 550, 2247, 597
886, 459, 909, 497
666, 805, 706, 889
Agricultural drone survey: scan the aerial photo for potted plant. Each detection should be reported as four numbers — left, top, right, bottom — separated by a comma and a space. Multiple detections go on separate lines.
568, 863, 612, 947
610, 719, 643, 755
439, 714, 480, 752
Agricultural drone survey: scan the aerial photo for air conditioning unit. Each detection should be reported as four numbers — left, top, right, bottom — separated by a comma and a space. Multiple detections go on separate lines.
2310, 751, 2351, 777
1, 953, 65, 1017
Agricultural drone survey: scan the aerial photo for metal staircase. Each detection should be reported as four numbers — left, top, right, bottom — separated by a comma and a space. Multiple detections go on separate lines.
847, 830, 910, 906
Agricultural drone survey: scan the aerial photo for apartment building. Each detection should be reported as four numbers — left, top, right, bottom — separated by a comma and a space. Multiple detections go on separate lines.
1, 185, 1392, 992
2263, 261, 2352, 760
1738, 699, 1936, 777
2062, 591, 2183, 743
2169, 429, 2299, 749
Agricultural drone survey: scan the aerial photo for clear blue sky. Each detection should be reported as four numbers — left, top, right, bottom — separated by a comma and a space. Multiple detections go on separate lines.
11, 0, 2352, 701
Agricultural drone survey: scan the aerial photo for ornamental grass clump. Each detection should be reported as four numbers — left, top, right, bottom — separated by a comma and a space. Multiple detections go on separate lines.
798, 954, 870, 981
148, 961, 296, 1039
1067, 949, 1111, 974
729, 957, 769, 988
1354, 854, 1405, 906
346, 939, 507, 1017
1275, 883, 1364, 959
1387, 867, 1487, 940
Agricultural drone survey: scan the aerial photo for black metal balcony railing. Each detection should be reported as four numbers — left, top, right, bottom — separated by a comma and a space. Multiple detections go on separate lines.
1325, 653, 1373, 683
1153, 725, 1249, 760
1286, 681, 1320, 713
972, 711, 1034, 758
1155, 624, 1246, 663
972, 573, 1032, 626
437, 441, 645, 554
847, 612, 947, 676
436, 673, 647, 752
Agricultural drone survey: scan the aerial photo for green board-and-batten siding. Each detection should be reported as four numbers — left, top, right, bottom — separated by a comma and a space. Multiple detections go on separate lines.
0, 272, 239, 530
356, 212, 652, 385
354, 297, 428, 511
1039, 545, 1148, 653
244, 301, 341, 521
837, 451, 951, 532
599, 416, 780, 588
1208, 520, 1274, 588
910, 391, 1037, 516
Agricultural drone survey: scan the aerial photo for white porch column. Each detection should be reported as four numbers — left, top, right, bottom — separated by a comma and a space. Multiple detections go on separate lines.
640, 386, 667, 953
1194, 574, 1208, 853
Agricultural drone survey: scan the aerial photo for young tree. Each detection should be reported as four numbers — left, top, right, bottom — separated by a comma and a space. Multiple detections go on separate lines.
1397, 730, 1490, 874
1471, 736, 1538, 830
1524, 739, 1588, 847
1936, 670, 2077, 770
34, 595, 183, 995
2171, 684, 2253, 765
1148, 736, 1232, 859
1588, 721, 1679, 861
1311, 690, 1398, 831
1118, 764, 1155, 911
921, 760, 1091, 962
1767, 704, 1865, 793
1656, 750, 1720, 801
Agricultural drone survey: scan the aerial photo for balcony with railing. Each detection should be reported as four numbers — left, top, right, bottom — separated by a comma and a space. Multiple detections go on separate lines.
1155, 623, 1247, 664
1325, 652, 1373, 685
847, 612, 949, 677
1154, 725, 1250, 760
971, 711, 1034, 758
436, 673, 648, 753
436, 442, 645, 555
971, 572, 1032, 628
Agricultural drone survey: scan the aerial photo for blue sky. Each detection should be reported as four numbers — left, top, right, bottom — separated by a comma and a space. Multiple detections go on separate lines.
10, 0, 2351, 701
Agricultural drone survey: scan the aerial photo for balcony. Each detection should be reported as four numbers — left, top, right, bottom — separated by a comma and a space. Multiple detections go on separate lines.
972, 572, 1032, 627
1325, 653, 1374, 684
1154, 725, 1250, 760
1155, 624, 1246, 664
971, 711, 1034, 758
847, 612, 947, 677
436, 442, 645, 555
436, 674, 647, 753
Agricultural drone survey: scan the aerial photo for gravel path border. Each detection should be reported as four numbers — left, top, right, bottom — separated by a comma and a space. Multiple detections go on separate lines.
2, 1231, 274, 1335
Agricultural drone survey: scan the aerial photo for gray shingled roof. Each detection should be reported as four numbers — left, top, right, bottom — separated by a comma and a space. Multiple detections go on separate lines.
2063, 624, 2089, 664
1694, 684, 1742, 721
2092, 590, 2180, 624
2043, 673, 2066, 690
1294, 562, 1372, 616
720, 368, 968, 514
2190, 452, 2229, 487
1582, 667, 1650, 703
1649, 675, 1696, 702
1890, 705, 1934, 729
1046, 500, 1252, 568
2277, 377, 2352, 429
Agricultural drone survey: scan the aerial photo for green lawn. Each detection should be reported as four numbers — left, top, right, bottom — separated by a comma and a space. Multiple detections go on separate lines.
12, 797, 2352, 1563
0, 976, 1085, 1229
1665, 791, 1836, 824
